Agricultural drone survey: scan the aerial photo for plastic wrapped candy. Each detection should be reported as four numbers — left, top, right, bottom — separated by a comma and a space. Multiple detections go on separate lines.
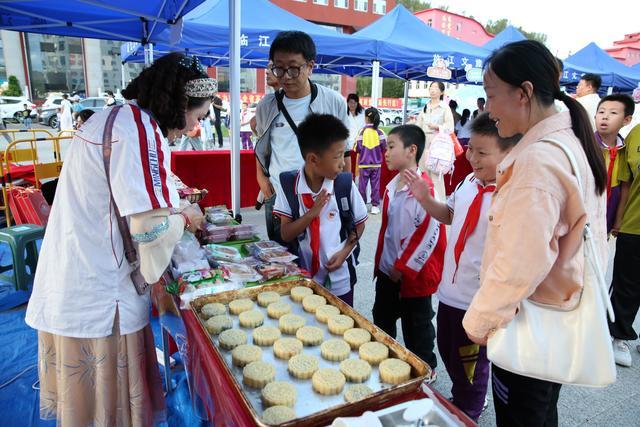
245, 240, 285, 256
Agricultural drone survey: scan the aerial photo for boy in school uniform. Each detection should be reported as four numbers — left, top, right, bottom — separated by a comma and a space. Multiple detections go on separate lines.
274, 113, 367, 306
404, 113, 520, 421
594, 94, 635, 234
373, 124, 447, 380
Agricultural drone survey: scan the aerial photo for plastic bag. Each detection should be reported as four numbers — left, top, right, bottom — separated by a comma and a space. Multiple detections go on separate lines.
204, 244, 243, 262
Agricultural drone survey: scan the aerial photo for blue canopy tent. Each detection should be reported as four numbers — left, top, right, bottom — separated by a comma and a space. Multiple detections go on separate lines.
562, 42, 640, 92
121, 0, 378, 74
633, 62, 640, 71
0, 0, 205, 43
351, 5, 490, 82
483, 25, 526, 52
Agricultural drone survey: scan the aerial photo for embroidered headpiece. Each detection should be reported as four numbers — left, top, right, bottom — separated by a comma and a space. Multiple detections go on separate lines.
185, 78, 218, 98
178, 55, 206, 75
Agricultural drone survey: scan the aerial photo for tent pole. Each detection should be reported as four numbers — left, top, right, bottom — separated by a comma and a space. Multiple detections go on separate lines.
371, 60, 380, 108
229, 0, 242, 220
121, 63, 126, 90
402, 80, 409, 124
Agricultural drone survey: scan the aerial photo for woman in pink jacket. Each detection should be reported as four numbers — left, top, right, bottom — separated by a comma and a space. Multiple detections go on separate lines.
462, 40, 608, 426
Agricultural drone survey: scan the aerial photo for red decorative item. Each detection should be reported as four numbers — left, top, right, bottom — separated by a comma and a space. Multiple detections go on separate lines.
8, 186, 51, 226
451, 132, 464, 158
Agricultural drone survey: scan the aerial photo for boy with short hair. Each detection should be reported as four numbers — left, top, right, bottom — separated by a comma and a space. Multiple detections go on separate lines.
21, 103, 32, 129
274, 113, 367, 306
373, 124, 447, 380
594, 94, 635, 233
405, 113, 520, 421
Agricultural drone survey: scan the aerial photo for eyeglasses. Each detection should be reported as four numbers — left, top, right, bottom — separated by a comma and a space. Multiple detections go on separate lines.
270, 63, 308, 79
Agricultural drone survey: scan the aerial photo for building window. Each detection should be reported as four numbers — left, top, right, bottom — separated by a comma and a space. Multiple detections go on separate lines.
313, 0, 328, 4
0, 37, 6, 85
456, 22, 462, 31
25, 34, 84, 99
354, 0, 367, 12
311, 74, 340, 93
334, 0, 348, 8
373, 0, 386, 14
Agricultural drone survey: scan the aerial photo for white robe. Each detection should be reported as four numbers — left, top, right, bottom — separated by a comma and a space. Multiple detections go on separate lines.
59, 99, 74, 131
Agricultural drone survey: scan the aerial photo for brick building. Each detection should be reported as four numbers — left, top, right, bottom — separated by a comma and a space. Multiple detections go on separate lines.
413, 8, 494, 46
606, 33, 640, 66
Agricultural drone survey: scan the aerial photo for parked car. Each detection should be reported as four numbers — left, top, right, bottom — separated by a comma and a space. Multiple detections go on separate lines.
39, 97, 125, 129
378, 108, 403, 126
0, 96, 37, 122
78, 96, 124, 112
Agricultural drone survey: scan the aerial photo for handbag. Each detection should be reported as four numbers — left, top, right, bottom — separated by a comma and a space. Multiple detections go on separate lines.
486, 138, 617, 387
101, 106, 173, 296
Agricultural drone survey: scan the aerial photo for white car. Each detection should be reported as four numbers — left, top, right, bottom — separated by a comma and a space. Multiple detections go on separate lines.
378, 108, 403, 126
0, 96, 37, 122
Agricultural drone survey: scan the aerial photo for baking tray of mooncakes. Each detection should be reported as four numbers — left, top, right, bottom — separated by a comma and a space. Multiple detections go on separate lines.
190, 278, 430, 426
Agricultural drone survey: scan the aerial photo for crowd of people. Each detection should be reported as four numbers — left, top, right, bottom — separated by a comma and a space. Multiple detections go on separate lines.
23, 27, 640, 427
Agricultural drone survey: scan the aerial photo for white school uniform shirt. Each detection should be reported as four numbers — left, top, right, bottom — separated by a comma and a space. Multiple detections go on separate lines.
576, 93, 601, 132
378, 170, 431, 277
273, 169, 367, 296
25, 102, 179, 338
437, 173, 492, 310
268, 94, 311, 195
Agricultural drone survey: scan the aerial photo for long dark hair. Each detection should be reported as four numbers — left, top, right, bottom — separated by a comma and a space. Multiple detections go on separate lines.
347, 93, 363, 116
487, 40, 606, 194
460, 108, 471, 127
122, 52, 211, 136
364, 107, 380, 129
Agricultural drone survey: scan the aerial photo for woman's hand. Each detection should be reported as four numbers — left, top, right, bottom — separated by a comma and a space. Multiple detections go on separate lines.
466, 331, 488, 346
182, 203, 205, 232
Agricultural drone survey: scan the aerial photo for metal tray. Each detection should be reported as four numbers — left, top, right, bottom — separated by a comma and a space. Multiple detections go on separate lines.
190, 278, 431, 426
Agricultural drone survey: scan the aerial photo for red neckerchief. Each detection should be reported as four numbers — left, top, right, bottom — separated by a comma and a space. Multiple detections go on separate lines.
452, 181, 495, 280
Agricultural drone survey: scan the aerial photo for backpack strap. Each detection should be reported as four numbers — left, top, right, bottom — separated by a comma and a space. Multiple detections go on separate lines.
278, 170, 302, 254
334, 172, 360, 263
275, 89, 299, 138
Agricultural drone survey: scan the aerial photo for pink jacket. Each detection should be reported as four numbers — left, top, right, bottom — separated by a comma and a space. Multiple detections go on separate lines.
462, 111, 608, 338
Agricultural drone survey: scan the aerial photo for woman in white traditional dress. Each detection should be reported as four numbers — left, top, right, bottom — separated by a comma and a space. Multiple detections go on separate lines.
25, 53, 216, 426
58, 93, 74, 131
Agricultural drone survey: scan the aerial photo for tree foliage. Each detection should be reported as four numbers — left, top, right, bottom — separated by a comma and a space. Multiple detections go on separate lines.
4, 76, 22, 97
396, 0, 431, 12
485, 18, 547, 44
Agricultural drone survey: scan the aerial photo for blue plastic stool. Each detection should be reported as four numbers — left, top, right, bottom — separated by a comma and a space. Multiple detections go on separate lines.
0, 224, 45, 291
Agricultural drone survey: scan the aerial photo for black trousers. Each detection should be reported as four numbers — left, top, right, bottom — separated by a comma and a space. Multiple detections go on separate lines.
372, 273, 437, 369
608, 232, 640, 340
214, 118, 224, 147
492, 364, 562, 427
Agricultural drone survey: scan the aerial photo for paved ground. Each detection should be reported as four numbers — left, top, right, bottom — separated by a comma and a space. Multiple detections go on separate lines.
239, 206, 640, 427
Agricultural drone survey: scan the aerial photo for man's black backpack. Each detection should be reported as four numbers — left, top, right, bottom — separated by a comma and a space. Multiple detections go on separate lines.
279, 170, 360, 286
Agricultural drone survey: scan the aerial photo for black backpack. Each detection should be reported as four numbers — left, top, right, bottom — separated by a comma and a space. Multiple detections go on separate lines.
279, 170, 360, 286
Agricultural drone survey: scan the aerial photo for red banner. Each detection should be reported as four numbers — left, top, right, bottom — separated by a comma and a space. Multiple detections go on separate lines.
360, 97, 403, 109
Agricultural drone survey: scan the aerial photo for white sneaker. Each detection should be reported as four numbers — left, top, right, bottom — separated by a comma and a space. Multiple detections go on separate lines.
613, 339, 632, 367
370, 206, 380, 215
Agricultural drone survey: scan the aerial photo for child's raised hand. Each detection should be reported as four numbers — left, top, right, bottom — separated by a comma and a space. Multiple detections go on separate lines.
309, 190, 330, 218
403, 170, 431, 204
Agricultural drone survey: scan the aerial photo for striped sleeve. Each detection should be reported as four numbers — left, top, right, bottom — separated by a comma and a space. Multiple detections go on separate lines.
110, 105, 178, 217
273, 182, 293, 219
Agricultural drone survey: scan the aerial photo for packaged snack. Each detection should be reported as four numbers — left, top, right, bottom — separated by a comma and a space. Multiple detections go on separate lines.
217, 261, 262, 282
255, 263, 288, 281
233, 231, 257, 240
245, 241, 285, 257
204, 244, 243, 262
257, 249, 298, 263
207, 212, 233, 226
